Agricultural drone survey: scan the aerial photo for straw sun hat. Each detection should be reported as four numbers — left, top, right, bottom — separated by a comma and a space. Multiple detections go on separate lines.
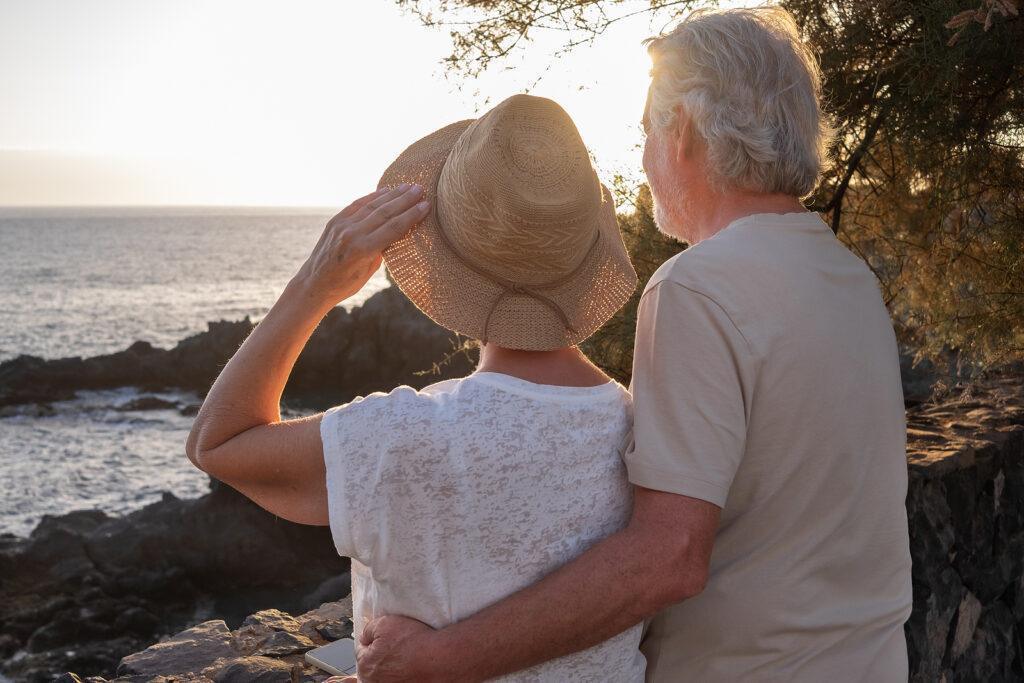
377, 93, 638, 351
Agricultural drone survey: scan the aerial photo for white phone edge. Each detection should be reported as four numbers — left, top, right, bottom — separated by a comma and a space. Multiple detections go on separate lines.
305, 638, 358, 676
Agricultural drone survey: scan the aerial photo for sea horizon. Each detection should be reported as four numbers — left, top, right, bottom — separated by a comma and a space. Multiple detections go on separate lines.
0, 203, 342, 216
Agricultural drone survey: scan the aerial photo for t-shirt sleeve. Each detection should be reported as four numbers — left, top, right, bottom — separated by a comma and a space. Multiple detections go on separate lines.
319, 386, 418, 565
624, 279, 755, 508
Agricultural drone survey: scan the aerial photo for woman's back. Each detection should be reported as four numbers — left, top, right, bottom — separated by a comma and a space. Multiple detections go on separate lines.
320, 370, 646, 681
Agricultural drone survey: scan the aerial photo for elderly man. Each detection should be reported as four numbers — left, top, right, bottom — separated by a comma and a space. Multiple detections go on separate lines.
354, 6, 913, 681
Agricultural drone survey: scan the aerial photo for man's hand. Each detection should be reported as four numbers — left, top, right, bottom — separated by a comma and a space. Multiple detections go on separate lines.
355, 615, 455, 682
292, 183, 430, 307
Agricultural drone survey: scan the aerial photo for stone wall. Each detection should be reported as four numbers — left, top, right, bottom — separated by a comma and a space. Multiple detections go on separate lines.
904, 375, 1024, 681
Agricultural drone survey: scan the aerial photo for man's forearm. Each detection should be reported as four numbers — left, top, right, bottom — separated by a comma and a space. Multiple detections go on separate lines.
433, 522, 678, 680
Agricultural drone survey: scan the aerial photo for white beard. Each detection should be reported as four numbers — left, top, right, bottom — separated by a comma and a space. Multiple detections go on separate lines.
648, 139, 695, 244
652, 195, 675, 237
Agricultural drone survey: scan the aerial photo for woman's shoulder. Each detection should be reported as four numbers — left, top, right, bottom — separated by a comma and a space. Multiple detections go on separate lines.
323, 377, 470, 423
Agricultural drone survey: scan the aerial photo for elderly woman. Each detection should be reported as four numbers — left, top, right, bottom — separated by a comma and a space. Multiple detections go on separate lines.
185, 93, 646, 680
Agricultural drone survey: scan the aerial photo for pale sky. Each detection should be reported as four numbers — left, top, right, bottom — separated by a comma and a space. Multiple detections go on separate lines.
0, 0, 685, 207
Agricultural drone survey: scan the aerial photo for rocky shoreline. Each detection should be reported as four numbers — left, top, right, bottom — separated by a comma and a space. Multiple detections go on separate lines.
0, 285, 476, 411
1, 286, 1022, 680
0, 475, 353, 681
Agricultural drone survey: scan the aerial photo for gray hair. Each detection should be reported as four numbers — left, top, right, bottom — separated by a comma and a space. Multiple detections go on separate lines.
644, 5, 835, 198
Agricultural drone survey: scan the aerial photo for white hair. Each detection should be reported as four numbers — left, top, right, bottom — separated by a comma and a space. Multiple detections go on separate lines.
644, 5, 836, 198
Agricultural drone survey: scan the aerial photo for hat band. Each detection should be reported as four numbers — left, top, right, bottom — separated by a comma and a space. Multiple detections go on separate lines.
430, 170, 602, 346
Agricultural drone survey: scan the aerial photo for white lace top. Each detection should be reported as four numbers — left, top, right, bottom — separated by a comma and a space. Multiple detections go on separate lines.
320, 370, 646, 681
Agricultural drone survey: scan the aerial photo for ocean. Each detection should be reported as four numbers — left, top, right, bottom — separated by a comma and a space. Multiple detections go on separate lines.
0, 206, 390, 538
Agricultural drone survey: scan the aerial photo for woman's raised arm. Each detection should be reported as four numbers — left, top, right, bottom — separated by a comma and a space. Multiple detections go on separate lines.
184, 183, 430, 524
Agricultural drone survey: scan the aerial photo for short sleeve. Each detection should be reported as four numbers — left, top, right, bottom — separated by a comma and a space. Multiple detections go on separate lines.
624, 280, 755, 508
320, 387, 417, 565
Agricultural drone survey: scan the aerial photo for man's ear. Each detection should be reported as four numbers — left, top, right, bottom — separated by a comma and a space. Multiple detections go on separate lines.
672, 105, 698, 164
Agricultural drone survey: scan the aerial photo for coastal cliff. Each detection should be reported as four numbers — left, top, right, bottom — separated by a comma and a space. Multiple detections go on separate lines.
0, 285, 476, 411
1, 287, 1022, 681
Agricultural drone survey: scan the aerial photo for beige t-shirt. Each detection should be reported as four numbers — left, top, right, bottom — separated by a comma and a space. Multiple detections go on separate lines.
625, 211, 913, 682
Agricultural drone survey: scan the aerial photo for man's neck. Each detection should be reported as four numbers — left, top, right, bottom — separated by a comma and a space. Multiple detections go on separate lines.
689, 190, 807, 245
475, 344, 612, 387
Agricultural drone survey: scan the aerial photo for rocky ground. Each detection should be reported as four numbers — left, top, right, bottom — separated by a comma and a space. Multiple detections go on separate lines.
53, 602, 356, 683
0, 475, 353, 681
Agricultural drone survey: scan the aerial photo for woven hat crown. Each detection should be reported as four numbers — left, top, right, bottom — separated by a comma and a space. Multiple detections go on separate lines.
377, 93, 638, 351
437, 94, 603, 286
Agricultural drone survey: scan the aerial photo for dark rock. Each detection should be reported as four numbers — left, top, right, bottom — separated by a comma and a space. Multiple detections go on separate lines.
300, 573, 350, 612
241, 609, 301, 633
314, 619, 353, 642
0, 632, 19, 658
7, 635, 139, 682
0, 402, 55, 418
3, 595, 75, 640
115, 396, 178, 411
253, 630, 316, 657
113, 607, 161, 637
29, 507, 112, 539
211, 656, 294, 683
0, 287, 473, 679
116, 619, 236, 676
18, 508, 112, 585
0, 286, 474, 408
28, 611, 91, 652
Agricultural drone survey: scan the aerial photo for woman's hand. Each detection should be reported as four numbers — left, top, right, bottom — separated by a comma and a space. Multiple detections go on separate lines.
292, 183, 429, 308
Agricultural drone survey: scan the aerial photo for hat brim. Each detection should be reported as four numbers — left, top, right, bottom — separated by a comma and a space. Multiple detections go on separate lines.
377, 118, 638, 351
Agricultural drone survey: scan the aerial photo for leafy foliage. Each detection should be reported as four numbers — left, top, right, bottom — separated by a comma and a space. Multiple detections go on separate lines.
581, 181, 685, 384
396, 0, 1024, 373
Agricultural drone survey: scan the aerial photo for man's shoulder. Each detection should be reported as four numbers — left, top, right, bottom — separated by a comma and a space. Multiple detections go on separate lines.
639, 220, 805, 353
651, 213, 770, 281
641, 232, 750, 309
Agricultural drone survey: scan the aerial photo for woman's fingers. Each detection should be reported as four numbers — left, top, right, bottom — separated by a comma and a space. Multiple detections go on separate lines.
338, 187, 389, 219
355, 183, 419, 221
319, 183, 428, 263
358, 181, 421, 224
361, 197, 431, 252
